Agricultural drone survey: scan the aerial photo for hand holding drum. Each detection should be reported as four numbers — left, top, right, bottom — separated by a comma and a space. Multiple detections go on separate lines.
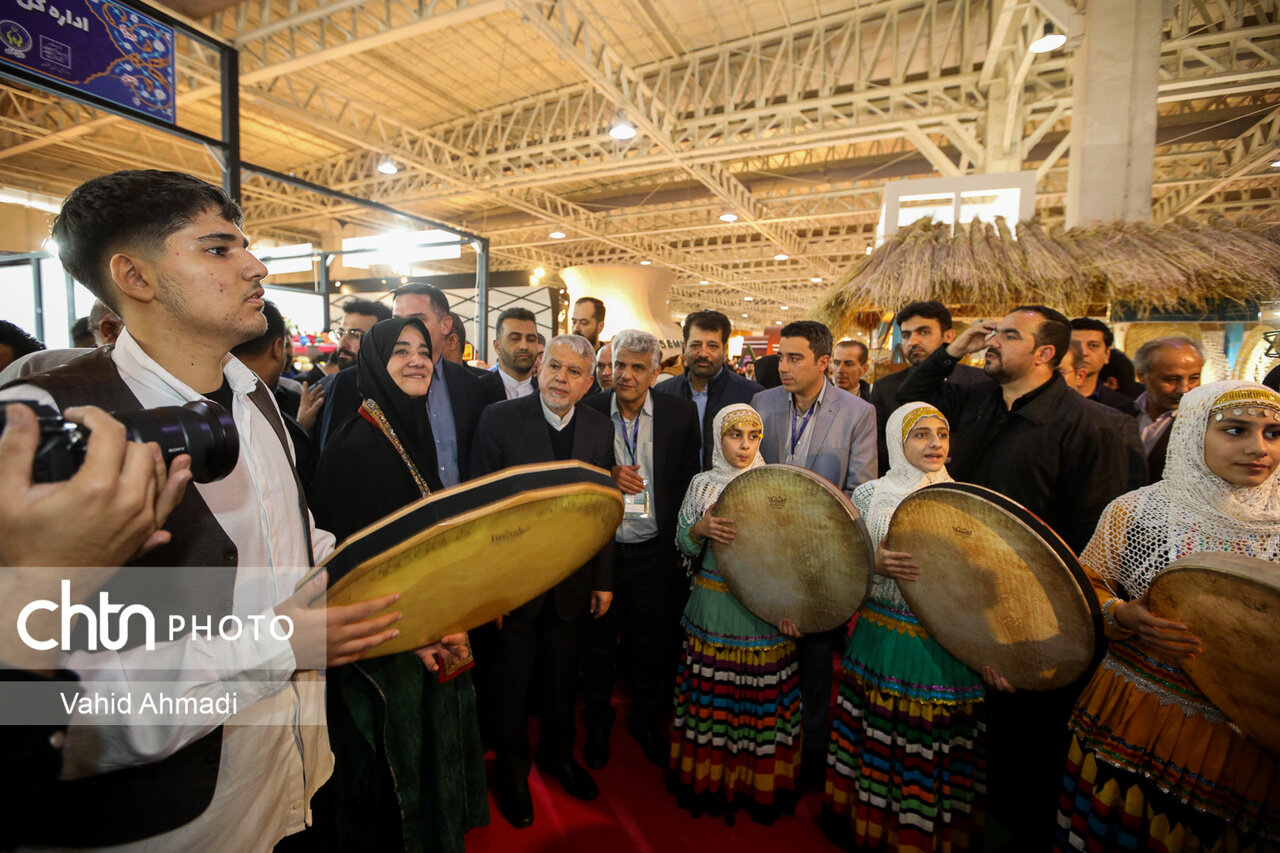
884, 483, 1102, 691
710, 465, 875, 635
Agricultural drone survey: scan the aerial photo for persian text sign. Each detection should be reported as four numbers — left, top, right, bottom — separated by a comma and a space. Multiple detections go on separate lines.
1, 0, 175, 123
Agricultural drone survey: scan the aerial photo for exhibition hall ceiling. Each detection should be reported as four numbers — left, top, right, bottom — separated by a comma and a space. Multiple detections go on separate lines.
1, 0, 1277, 321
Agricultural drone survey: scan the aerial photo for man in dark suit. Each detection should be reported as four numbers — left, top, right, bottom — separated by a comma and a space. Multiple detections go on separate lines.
1121, 335, 1204, 481
869, 300, 984, 475
478, 306, 540, 401
470, 334, 616, 829
580, 329, 701, 769
311, 298, 391, 450
1060, 340, 1148, 492
830, 338, 872, 401
1070, 317, 1136, 410
654, 309, 763, 469
391, 283, 502, 483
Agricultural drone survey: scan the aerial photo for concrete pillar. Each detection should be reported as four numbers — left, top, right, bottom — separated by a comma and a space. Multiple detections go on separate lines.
984, 79, 1023, 173
1065, 0, 1163, 226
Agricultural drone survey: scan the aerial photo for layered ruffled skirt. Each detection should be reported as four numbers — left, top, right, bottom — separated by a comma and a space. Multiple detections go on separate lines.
1054, 638, 1280, 852
824, 597, 986, 852
668, 565, 802, 825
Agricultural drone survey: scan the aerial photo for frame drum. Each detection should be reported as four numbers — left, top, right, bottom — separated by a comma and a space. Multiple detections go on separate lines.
302, 461, 623, 658
886, 483, 1100, 690
1149, 552, 1280, 757
711, 464, 874, 633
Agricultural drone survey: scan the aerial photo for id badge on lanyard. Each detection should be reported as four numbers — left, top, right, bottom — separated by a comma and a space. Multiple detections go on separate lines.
621, 414, 652, 519
624, 481, 652, 517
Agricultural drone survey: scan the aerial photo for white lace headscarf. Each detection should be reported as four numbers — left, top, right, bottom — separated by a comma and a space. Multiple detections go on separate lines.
677, 403, 766, 528
855, 402, 954, 545
1085, 380, 1280, 598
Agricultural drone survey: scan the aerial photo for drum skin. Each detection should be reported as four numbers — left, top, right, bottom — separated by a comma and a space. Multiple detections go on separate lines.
301, 461, 623, 657
1149, 553, 1280, 758
711, 464, 874, 633
886, 483, 1100, 691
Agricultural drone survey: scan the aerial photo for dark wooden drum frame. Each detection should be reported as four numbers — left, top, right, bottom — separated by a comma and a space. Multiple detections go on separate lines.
1149, 552, 1280, 757
887, 482, 1103, 690
301, 461, 623, 657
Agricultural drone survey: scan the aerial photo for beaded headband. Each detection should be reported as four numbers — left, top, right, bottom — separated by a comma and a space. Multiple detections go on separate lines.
720, 409, 763, 436
901, 406, 949, 442
1210, 387, 1280, 422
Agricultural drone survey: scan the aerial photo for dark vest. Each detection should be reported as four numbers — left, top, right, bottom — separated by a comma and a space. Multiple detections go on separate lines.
12, 347, 312, 847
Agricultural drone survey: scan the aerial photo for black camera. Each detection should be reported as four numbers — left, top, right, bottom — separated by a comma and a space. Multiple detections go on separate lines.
0, 400, 239, 483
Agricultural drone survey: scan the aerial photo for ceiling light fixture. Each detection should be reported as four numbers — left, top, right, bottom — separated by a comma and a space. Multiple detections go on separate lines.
377, 159, 399, 175
1272, 159, 1280, 168
774, 253, 789, 261
699, 279, 710, 285
719, 211, 739, 223
609, 114, 637, 140
744, 296, 753, 301
549, 229, 566, 239
1029, 22, 1066, 54
780, 305, 789, 311
532, 267, 546, 279
742, 313, 749, 318
640, 259, 652, 265
810, 276, 822, 283
865, 245, 874, 254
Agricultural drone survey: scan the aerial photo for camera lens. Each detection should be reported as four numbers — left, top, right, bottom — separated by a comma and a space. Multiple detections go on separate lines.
115, 400, 239, 483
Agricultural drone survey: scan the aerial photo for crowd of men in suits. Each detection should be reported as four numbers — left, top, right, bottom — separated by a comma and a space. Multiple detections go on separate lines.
3, 170, 1256, 853
252, 283, 1207, 833
4, 261, 1212, 839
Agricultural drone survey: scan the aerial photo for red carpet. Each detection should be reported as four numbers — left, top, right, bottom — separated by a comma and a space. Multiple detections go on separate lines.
466, 723, 833, 852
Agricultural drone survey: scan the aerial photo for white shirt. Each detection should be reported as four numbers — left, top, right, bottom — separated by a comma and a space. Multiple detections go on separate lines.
786, 381, 828, 464
611, 392, 657, 543
541, 396, 574, 431
498, 366, 535, 399
1, 329, 336, 851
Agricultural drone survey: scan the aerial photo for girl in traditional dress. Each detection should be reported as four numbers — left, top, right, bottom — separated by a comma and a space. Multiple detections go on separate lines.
668, 403, 803, 825
823, 401, 1004, 852
1054, 380, 1280, 852
312, 317, 488, 853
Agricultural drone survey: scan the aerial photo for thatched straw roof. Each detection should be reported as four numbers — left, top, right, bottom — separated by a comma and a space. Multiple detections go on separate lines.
815, 217, 1280, 332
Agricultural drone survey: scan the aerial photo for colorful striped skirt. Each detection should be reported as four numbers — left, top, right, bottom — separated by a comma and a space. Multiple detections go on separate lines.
1054, 639, 1280, 852
824, 597, 986, 852
668, 568, 802, 825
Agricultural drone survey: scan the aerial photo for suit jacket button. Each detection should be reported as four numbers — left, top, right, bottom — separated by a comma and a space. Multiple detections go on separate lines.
222, 548, 236, 562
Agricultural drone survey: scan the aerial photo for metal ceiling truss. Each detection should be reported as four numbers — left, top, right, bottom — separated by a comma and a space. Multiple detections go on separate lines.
1151, 104, 1280, 221
0, 0, 1277, 313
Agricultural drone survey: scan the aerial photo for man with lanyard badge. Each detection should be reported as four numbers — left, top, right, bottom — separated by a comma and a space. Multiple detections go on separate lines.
751, 320, 877, 784
582, 330, 701, 769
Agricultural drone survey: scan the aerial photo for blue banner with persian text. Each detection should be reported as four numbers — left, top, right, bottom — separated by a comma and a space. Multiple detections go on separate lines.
0, 0, 175, 123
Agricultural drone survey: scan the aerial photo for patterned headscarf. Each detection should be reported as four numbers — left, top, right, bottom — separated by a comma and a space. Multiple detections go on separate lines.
677, 403, 766, 528
856, 402, 953, 545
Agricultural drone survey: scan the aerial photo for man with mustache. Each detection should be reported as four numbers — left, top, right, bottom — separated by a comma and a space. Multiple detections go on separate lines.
868, 301, 983, 475
897, 304, 1129, 850
581, 330, 700, 770
310, 298, 389, 448
1122, 335, 1204, 481
654, 310, 763, 469
333, 299, 388, 369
